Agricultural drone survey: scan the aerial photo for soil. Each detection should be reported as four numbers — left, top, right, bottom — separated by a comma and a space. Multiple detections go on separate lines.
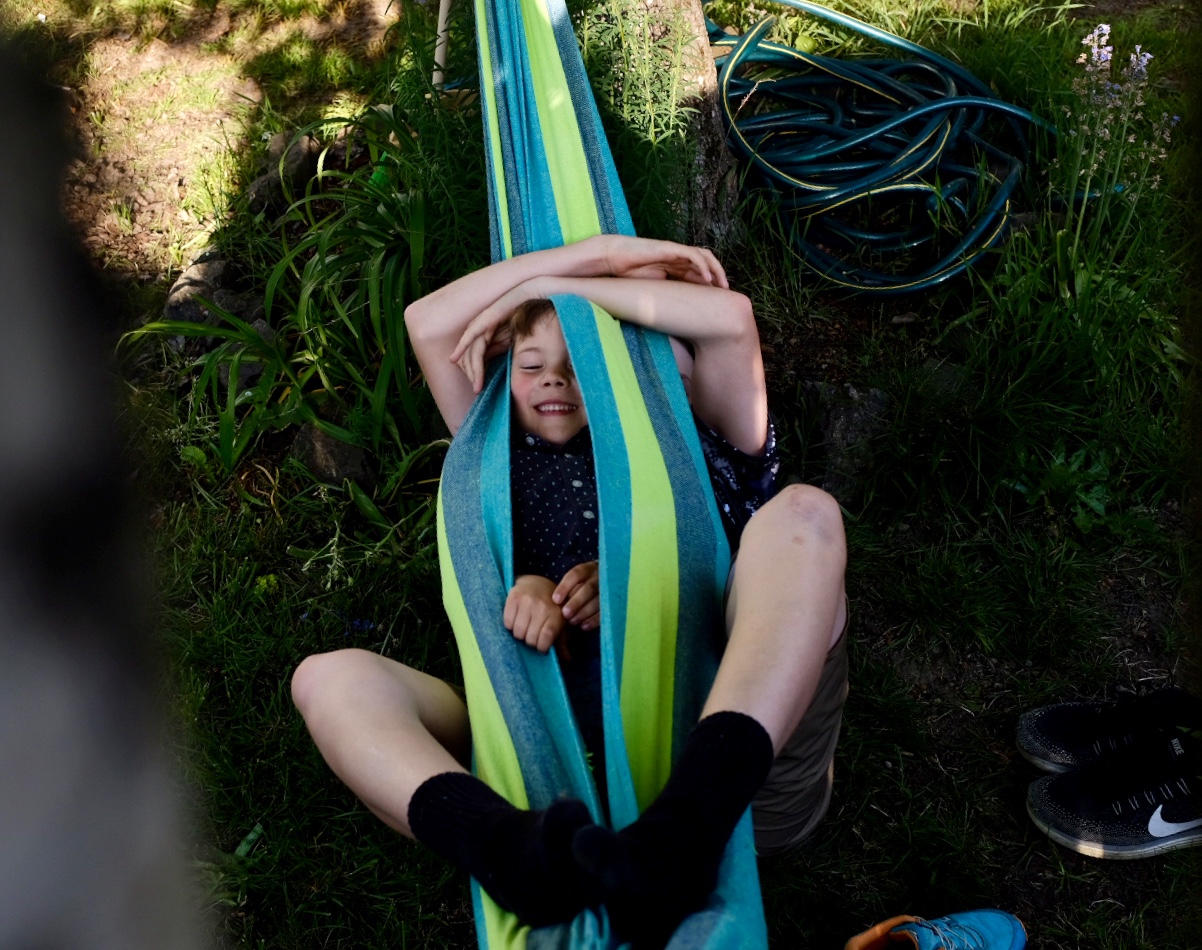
62, 29, 257, 278
58, 0, 396, 282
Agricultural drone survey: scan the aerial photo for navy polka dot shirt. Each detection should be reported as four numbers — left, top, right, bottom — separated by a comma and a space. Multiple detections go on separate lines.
510, 418, 780, 583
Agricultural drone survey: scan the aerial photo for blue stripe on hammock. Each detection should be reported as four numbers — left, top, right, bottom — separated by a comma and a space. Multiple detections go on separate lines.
442, 364, 579, 808
553, 294, 641, 828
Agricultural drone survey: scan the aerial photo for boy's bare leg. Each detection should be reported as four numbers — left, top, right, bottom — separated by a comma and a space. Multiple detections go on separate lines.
292, 649, 595, 925
291, 649, 471, 838
704, 482, 848, 750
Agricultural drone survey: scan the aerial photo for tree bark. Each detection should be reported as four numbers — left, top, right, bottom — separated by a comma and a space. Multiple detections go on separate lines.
640, 0, 739, 249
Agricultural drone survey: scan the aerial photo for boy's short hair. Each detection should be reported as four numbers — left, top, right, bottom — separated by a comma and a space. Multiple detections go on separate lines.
508, 298, 556, 342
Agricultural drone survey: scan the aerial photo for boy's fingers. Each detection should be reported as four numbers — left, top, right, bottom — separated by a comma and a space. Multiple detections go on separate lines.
554, 562, 594, 604
534, 615, 559, 653
698, 247, 728, 288
522, 611, 542, 647
569, 595, 600, 627
562, 581, 598, 618
517, 600, 539, 640
503, 590, 518, 629
470, 346, 483, 392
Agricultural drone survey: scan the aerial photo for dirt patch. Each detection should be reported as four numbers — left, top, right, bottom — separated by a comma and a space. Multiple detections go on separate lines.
58, 0, 398, 283
62, 30, 259, 278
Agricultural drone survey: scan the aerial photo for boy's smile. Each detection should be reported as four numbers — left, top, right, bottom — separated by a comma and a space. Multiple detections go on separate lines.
510, 316, 588, 445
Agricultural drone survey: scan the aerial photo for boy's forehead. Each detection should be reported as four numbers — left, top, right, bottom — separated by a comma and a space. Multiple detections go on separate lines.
517, 315, 565, 344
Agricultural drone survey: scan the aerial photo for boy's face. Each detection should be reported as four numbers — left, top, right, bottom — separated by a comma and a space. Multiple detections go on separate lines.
511, 316, 588, 445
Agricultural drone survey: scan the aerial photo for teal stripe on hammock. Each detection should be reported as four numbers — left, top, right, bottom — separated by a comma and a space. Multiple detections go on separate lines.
639, 329, 731, 599
477, 0, 523, 259
442, 363, 591, 811
541, 0, 635, 237
619, 326, 730, 761
552, 294, 641, 829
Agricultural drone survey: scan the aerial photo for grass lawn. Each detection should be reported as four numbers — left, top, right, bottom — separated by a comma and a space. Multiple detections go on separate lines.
4, 0, 1200, 945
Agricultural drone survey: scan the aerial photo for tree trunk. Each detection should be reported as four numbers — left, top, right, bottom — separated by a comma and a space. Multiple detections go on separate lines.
640, 0, 739, 249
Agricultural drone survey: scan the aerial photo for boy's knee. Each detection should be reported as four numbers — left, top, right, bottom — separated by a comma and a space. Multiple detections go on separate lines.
766, 484, 845, 548
291, 649, 370, 716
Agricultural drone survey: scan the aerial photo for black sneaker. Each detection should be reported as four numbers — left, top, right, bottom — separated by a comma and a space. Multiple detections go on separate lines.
1026, 729, 1202, 859
1016, 687, 1202, 773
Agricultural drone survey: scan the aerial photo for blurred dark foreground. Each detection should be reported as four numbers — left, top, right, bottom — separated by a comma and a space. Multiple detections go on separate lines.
0, 44, 204, 950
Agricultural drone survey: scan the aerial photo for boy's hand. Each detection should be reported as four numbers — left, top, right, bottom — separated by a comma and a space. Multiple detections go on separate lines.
553, 561, 600, 631
451, 277, 547, 392
504, 574, 567, 654
601, 236, 729, 288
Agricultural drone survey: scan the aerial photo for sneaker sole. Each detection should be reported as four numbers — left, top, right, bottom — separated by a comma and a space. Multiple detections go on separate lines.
1027, 798, 1202, 860
1016, 745, 1074, 774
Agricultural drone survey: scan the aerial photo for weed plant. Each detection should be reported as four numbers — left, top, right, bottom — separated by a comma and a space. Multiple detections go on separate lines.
761, 9, 1194, 531
575, 0, 699, 239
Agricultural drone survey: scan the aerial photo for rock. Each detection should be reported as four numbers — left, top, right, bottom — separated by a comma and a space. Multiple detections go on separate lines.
248, 132, 323, 214
291, 424, 371, 486
249, 319, 275, 343
163, 253, 228, 328
809, 382, 891, 505
161, 250, 267, 355
217, 360, 260, 392
324, 132, 367, 172
920, 357, 968, 397
210, 287, 264, 323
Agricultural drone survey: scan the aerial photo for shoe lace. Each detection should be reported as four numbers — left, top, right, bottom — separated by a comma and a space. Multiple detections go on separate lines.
1108, 772, 1193, 816
917, 918, 988, 949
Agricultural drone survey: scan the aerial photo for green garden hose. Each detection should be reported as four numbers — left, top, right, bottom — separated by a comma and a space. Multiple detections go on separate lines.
709, 1, 1047, 294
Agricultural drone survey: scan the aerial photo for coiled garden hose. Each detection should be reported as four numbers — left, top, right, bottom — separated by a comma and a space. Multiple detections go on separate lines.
709, 0, 1048, 294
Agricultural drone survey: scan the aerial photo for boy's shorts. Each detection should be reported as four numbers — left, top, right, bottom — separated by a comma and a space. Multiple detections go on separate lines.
725, 565, 850, 858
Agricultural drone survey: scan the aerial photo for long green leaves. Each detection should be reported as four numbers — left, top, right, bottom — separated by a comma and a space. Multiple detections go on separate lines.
131, 109, 431, 474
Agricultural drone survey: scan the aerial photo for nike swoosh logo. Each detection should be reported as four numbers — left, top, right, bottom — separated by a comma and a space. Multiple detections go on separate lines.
1148, 805, 1202, 838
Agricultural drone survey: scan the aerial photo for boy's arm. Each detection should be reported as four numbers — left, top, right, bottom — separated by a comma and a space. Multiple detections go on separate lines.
453, 276, 768, 455
405, 237, 726, 435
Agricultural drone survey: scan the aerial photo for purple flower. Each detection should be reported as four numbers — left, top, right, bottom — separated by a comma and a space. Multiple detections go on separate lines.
1127, 45, 1152, 79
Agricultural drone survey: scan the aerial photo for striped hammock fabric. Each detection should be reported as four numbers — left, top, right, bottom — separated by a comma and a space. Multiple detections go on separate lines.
434, 0, 769, 945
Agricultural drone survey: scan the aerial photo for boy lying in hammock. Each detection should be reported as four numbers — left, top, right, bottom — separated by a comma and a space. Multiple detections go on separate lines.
291, 233, 848, 942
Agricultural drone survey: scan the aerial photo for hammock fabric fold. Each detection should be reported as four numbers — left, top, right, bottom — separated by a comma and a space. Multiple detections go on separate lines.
434, 0, 769, 946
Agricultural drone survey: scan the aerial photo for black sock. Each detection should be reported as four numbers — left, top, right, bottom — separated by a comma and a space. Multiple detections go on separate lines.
408, 772, 595, 926
572, 711, 774, 946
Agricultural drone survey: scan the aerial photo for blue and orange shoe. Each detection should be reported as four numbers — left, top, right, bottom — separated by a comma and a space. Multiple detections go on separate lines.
843, 909, 1027, 950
